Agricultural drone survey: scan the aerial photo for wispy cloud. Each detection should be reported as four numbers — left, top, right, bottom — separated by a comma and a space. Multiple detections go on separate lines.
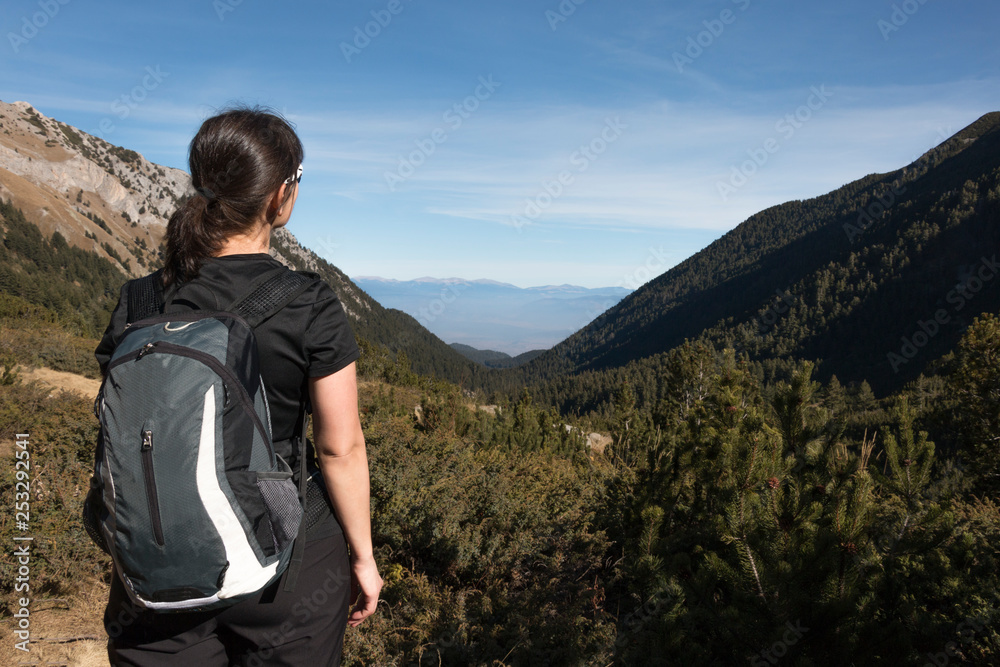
285, 82, 999, 242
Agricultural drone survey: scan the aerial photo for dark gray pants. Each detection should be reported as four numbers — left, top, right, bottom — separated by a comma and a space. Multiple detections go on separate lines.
106, 533, 351, 666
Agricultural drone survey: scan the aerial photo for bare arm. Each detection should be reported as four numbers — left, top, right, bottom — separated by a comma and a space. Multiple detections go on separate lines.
309, 362, 382, 627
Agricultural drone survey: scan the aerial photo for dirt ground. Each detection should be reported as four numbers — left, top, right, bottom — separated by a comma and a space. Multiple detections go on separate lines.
3, 368, 107, 664
2, 579, 110, 667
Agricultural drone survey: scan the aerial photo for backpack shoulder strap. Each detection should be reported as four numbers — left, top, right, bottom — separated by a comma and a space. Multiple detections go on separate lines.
283, 411, 310, 593
126, 269, 166, 324
228, 268, 319, 328
222, 266, 322, 594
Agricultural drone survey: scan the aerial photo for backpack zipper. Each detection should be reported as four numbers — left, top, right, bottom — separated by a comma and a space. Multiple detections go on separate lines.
140, 430, 165, 547
108, 343, 274, 460
136, 342, 157, 359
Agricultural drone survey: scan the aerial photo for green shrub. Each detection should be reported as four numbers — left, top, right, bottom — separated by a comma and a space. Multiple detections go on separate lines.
0, 383, 108, 615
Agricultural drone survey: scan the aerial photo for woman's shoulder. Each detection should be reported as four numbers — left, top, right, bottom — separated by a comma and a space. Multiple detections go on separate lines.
301, 274, 341, 303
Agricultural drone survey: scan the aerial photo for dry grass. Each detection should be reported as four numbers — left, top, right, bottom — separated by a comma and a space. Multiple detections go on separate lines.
0, 578, 109, 667
16, 366, 100, 400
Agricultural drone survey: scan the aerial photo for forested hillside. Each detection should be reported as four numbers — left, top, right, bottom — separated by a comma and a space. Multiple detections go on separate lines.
487, 113, 1000, 413
0, 198, 125, 376
0, 197, 480, 383
450, 343, 546, 368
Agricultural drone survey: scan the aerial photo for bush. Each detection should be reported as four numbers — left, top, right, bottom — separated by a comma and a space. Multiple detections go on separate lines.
0, 383, 109, 615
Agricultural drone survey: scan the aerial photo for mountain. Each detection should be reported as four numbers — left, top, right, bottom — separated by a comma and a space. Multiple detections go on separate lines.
355, 276, 630, 354
494, 112, 1000, 410
6, 99, 999, 412
449, 342, 546, 368
0, 100, 187, 275
0, 99, 475, 380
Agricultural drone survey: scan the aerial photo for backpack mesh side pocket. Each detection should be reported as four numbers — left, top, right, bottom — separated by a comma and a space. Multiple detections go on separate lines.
256, 472, 301, 552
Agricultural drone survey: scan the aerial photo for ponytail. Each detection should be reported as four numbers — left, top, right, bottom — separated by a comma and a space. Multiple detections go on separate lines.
163, 193, 223, 286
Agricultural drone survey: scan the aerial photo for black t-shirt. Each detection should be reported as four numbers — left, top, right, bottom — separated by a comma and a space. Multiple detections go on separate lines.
95, 253, 360, 539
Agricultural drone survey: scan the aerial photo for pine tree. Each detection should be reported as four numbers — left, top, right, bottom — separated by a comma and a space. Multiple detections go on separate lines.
948, 313, 1000, 493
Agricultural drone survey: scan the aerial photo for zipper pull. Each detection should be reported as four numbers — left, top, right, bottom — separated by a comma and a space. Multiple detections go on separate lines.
136, 342, 157, 360
142, 430, 153, 451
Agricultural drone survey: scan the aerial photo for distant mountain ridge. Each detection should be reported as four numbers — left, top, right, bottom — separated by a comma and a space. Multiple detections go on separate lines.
356, 276, 630, 355
449, 343, 546, 368
360, 276, 612, 292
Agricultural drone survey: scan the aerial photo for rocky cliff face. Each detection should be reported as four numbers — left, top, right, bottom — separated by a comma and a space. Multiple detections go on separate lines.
0, 99, 188, 275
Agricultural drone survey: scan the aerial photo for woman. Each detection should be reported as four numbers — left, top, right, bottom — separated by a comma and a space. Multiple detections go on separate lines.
94, 107, 382, 666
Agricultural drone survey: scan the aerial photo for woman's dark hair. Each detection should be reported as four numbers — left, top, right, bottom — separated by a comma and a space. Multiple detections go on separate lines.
163, 107, 304, 286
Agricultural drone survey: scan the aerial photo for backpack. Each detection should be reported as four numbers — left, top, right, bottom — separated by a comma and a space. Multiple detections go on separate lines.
84, 267, 317, 612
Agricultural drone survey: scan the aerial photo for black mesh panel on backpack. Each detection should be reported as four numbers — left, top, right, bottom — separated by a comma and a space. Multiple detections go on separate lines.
233, 272, 314, 324
304, 470, 335, 529
257, 474, 302, 551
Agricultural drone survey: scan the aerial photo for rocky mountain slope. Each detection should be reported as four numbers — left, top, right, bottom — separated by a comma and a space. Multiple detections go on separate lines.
0, 99, 187, 273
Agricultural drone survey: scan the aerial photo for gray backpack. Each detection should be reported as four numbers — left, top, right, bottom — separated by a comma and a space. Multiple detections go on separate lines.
85, 268, 316, 611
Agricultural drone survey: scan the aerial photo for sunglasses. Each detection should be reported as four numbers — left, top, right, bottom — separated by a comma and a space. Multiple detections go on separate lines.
284, 163, 303, 185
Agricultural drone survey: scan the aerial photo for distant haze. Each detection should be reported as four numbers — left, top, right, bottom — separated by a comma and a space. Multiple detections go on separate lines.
355, 277, 631, 355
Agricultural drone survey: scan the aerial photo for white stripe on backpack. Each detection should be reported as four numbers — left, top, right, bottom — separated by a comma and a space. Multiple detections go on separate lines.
196, 386, 281, 599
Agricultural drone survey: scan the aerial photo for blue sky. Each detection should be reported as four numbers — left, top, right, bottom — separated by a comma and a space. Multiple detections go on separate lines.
2, 0, 997, 288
